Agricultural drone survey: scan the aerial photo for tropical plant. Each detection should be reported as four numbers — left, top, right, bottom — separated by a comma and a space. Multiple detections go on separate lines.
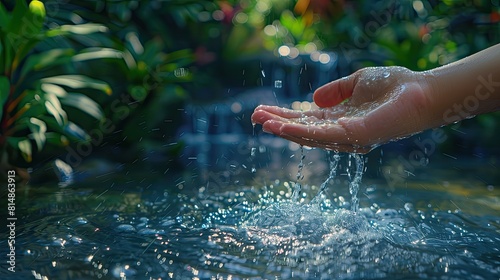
0, 0, 121, 167
49, 0, 195, 155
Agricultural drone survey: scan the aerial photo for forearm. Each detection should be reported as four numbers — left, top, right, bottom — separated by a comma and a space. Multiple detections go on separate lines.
425, 43, 500, 127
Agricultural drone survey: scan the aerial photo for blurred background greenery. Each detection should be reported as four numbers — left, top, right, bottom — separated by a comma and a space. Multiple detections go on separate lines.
1, 0, 499, 175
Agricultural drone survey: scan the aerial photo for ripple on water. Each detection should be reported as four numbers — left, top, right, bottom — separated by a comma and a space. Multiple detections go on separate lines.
237, 200, 445, 279
14, 169, 500, 280
116, 224, 136, 232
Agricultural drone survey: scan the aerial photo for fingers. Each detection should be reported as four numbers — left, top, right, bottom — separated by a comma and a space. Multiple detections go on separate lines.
277, 122, 348, 143
285, 137, 371, 153
262, 120, 371, 153
262, 119, 364, 147
252, 105, 307, 123
278, 133, 372, 153
252, 105, 347, 125
251, 108, 289, 125
313, 73, 357, 108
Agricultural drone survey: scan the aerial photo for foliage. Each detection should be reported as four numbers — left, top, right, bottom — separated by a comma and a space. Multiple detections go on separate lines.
0, 0, 120, 166
55, 0, 196, 153
134, 0, 497, 89
0, 0, 195, 168
216, 0, 499, 70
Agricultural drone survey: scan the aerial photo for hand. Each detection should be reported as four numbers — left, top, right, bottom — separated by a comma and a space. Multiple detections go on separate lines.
252, 66, 435, 153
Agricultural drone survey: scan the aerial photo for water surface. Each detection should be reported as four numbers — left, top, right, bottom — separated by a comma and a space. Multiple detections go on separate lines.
3, 151, 499, 279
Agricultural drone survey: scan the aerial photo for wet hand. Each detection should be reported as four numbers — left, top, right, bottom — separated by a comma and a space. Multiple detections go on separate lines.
252, 66, 434, 153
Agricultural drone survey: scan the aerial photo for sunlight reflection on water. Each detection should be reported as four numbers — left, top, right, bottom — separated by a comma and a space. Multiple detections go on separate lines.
9, 150, 500, 280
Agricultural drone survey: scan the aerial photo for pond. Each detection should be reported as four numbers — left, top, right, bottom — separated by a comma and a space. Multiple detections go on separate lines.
3, 138, 500, 280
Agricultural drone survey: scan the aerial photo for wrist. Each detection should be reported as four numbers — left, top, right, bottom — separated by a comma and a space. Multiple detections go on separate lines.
413, 69, 448, 129
426, 44, 500, 125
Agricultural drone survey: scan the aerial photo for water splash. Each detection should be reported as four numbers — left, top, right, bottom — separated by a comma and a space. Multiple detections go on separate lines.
347, 153, 364, 212
305, 151, 364, 212
250, 147, 257, 173
311, 151, 340, 204
250, 147, 256, 157
292, 146, 305, 201
14, 156, 500, 280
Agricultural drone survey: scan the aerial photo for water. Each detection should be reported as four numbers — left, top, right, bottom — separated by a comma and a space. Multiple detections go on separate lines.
292, 146, 306, 201
312, 151, 340, 203
3, 151, 499, 279
347, 153, 364, 212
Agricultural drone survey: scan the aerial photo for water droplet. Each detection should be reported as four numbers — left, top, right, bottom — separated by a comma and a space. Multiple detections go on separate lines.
383, 72, 390, 78
139, 228, 163, 236
404, 203, 413, 211
75, 217, 88, 224
258, 145, 266, 153
116, 224, 136, 232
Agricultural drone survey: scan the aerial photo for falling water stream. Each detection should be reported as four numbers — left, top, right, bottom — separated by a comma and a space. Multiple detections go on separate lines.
311, 150, 340, 204
292, 147, 364, 212
291, 146, 305, 201
347, 153, 364, 212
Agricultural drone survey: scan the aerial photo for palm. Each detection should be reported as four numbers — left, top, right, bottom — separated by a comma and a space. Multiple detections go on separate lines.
252, 66, 431, 153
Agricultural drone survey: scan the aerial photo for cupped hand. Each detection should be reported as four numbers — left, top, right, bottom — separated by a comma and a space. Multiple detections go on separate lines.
251, 66, 436, 153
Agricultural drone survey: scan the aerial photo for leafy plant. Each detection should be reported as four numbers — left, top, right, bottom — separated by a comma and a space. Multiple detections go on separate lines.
52, 0, 196, 153
0, 0, 121, 167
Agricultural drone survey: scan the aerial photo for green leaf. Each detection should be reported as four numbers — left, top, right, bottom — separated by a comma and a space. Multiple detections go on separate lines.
64, 121, 89, 141
44, 92, 68, 126
6, 0, 45, 44
6, 0, 29, 34
9, 33, 43, 73
6, 137, 34, 163
72, 48, 123, 62
37, 116, 84, 143
20, 49, 74, 79
2, 36, 13, 74
45, 23, 108, 37
164, 49, 193, 64
0, 3, 9, 28
41, 75, 112, 95
125, 32, 144, 57
0, 76, 10, 118
41, 83, 67, 98
27, 117, 47, 151
44, 132, 69, 147
0, 38, 3, 72
19, 139, 32, 162
141, 39, 164, 64
6, 137, 33, 162
60, 92, 103, 120
7, 103, 43, 130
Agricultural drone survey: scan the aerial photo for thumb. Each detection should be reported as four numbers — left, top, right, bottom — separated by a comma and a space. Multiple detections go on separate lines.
313, 73, 357, 108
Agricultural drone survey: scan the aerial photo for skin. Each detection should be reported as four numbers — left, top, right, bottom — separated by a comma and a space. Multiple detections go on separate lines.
251, 43, 500, 153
